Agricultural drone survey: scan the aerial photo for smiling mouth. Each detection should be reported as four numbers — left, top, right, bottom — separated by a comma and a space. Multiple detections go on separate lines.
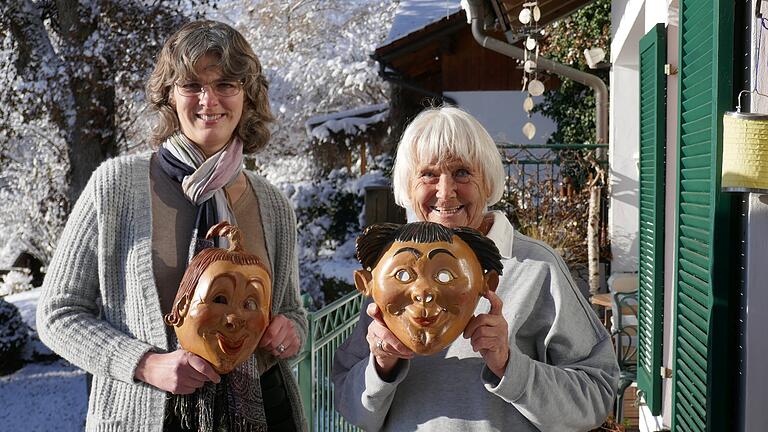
216, 333, 246, 355
410, 316, 439, 327
430, 205, 464, 215
197, 113, 225, 122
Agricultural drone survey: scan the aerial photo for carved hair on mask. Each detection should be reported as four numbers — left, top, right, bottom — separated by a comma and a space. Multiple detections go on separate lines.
164, 221, 272, 374
354, 222, 502, 355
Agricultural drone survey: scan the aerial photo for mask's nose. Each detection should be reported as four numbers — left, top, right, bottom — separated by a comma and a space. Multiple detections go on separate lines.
408, 285, 442, 318
224, 313, 244, 330
410, 287, 435, 305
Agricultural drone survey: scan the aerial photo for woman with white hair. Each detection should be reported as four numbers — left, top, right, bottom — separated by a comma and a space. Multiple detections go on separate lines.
333, 106, 619, 431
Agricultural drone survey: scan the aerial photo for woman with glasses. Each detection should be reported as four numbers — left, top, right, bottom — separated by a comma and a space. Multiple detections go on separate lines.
36, 21, 307, 431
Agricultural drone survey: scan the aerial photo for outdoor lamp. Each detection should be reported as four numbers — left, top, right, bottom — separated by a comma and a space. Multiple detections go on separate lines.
721, 90, 768, 193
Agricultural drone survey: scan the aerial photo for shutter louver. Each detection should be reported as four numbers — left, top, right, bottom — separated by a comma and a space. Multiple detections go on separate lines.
637, 22, 666, 416
672, 1, 734, 431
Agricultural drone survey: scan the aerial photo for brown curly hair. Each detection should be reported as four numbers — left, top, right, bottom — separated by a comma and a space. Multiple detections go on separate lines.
146, 20, 274, 154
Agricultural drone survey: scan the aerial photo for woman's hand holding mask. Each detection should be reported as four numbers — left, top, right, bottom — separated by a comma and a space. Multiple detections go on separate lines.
463, 290, 510, 378
135, 349, 221, 394
259, 314, 300, 359
365, 302, 415, 380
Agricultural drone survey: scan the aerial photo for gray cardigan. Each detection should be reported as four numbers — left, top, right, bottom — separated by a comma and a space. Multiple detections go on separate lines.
37, 154, 308, 431
332, 211, 619, 431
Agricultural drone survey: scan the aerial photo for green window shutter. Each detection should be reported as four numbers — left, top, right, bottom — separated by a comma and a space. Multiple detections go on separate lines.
672, 1, 734, 431
637, 22, 666, 417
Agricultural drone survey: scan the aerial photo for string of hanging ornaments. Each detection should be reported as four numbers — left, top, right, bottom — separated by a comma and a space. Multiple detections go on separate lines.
519, 1, 543, 140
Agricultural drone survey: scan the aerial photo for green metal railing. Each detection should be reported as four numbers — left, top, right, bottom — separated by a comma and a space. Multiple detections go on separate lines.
495, 143, 609, 288
291, 290, 365, 431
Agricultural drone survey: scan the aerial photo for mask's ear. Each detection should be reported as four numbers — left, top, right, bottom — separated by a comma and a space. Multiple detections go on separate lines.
354, 269, 373, 296
484, 270, 499, 294
167, 293, 191, 327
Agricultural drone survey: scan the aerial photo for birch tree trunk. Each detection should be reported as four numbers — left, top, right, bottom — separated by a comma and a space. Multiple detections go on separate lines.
586, 151, 606, 303
587, 183, 601, 298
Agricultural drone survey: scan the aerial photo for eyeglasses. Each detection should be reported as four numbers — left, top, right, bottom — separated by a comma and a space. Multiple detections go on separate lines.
175, 80, 243, 98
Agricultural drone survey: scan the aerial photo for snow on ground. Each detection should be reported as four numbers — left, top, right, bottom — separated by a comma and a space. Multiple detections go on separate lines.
0, 359, 87, 431
6, 287, 41, 330
1, 289, 87, 430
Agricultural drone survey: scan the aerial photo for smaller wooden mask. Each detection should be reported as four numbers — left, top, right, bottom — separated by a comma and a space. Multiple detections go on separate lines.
355, 222, 502, 355
164, 222, 272, 374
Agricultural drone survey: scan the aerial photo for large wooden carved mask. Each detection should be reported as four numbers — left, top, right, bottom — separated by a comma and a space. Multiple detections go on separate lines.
355, 222, 502, 355
164, 222, 272, 374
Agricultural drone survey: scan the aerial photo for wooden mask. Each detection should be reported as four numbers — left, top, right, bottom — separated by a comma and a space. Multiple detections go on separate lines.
164, 222, 272, 374
355, 222, 501, 355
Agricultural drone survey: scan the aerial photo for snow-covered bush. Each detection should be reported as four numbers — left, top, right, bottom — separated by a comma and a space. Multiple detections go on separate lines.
0, 129, 69, 264
0, 1, 212, 261
0, 297, 28, 373
0, 269, 34, 297
277, 156, 391, 309
237, 0, 397, 166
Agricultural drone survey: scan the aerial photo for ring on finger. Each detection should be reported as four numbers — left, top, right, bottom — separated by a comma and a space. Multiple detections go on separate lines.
375, 338, 384, 352
277, 343, 287, 354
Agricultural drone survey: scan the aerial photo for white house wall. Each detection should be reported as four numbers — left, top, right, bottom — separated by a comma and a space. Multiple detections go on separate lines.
443, 91, 557, 144
741, 2, 768, 428
612, 1, 678, 430
609, 0, 644, 273
660, 2, 677, 429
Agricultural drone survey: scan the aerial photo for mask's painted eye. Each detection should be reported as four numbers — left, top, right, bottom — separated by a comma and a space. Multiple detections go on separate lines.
435, 270, 454, 283
213, 295, 228, 304
395, 269, 412, 282
244, 298, 258, 311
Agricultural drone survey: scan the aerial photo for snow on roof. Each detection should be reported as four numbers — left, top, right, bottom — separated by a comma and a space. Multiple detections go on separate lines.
305, 103, 389, 141
383, 0, 463, 45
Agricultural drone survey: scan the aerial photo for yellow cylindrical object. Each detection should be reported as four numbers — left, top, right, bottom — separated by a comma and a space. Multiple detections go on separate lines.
722, 112, 768, 193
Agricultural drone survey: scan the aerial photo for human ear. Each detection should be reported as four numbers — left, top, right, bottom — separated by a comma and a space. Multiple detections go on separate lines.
354, 269, 373, 296
168, 88, 177, 108
483, 270, 499, 294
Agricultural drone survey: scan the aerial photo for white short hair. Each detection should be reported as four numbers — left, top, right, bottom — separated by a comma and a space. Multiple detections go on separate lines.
392, 106, 505, 209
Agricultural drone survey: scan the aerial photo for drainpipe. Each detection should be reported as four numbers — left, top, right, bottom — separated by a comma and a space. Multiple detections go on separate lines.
464, 0, 608, 145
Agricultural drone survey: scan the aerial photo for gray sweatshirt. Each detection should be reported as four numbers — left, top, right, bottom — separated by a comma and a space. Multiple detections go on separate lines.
36, 154, 308, 431
332, 211, 619, 431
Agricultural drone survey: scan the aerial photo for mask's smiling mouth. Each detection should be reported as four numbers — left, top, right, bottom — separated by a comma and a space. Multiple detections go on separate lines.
216, 333, 245, 355
410, 316, 438, 327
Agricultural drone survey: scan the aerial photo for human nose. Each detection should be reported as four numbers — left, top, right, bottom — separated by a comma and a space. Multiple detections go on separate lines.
198, 86, 219, 106
435, 173, 457, 200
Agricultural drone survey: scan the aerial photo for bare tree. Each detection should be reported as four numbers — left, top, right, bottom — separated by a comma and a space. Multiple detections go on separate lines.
2, 0, 210, 204
0, 0, 210, 262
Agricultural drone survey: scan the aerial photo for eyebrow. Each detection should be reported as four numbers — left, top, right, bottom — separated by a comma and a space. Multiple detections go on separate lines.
428, 248, 456, 260
394, 247, 423, 258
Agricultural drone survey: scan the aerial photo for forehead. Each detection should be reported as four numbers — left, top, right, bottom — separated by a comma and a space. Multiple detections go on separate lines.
416, 155, 473, 170
382, 238, 475, 261
200, 260, 271, 284
179, 53, 225, 80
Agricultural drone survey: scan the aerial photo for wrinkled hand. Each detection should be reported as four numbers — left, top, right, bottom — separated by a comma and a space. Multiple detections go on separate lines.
463, 290, 510, 378
366, 303, 414, 379
134, 349, 220, 395
259, 314, 300, 358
